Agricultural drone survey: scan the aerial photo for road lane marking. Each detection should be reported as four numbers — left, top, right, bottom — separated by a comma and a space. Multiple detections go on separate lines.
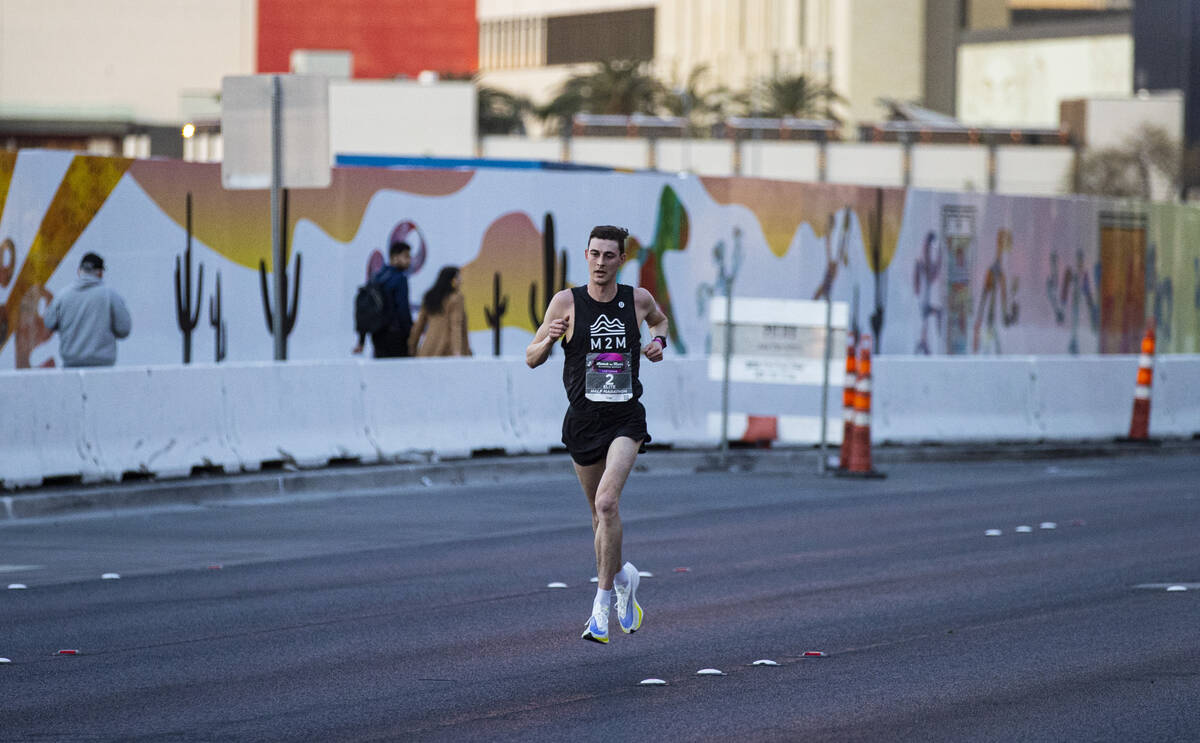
0, 565, 41, 573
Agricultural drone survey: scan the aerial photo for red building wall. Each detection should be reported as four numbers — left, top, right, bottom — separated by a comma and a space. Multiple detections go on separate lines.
258, 0, 477, 79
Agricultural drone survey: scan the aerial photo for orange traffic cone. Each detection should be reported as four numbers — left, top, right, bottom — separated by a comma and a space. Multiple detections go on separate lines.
837, 338, 886, 479
1122, 322, 1157, 442
837, 337, 858, 470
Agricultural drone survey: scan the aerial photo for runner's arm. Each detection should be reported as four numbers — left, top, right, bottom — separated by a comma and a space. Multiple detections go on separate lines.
636, 288, 668, 363
526, 289, 572, 369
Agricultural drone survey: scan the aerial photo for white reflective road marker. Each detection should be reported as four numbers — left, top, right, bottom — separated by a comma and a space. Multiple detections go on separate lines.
638, 571, 654, 578
0, 658, 10, 664
752, 659, 779, 666
639, 678, 668, 686
101, 573, 120, 580
590, 577, 599, 583
1167, 585, 1188, 592
696, 668, 725, 676
1040, 522, 1057, 530
985, 529, 1002, 537
546, 582, 568, 589
1015, 525, 1033, 533
7, 584, 27, 590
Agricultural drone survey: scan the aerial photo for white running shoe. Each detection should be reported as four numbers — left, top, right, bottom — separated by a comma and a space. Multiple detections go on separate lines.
614, 562, 642, 634
582, 602, 610, 644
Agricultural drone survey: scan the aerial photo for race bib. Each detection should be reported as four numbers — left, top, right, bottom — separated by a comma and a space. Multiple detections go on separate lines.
585, 352, 633, 402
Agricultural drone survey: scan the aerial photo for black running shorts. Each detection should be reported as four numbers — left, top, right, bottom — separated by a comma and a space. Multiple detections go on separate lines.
561, 401, 651, 466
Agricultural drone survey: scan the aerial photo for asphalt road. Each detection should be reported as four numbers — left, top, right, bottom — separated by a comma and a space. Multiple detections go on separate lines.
2, 452, 1198, 742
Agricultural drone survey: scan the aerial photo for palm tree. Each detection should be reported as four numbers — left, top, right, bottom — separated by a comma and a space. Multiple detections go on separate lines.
659, 65, 738, 132
744, 73, 843, 120
477, 85, 533, 135
538, 59, 664, 132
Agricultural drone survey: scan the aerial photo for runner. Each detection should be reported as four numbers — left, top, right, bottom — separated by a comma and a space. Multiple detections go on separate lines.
526, 225, 669, 644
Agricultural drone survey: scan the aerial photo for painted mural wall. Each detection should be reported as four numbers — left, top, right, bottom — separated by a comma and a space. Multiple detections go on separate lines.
0, 149, 1197, 370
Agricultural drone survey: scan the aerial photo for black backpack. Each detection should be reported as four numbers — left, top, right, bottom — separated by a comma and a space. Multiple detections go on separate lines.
354, 280, 393, 334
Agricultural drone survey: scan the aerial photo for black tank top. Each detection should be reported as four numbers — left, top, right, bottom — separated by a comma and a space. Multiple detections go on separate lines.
562, 284, 642, 412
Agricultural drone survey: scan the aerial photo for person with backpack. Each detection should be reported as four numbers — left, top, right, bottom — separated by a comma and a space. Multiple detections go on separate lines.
353, 240, 413, 358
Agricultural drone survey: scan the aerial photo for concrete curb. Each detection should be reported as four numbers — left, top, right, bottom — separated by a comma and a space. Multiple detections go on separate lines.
3, 438, 1197, 522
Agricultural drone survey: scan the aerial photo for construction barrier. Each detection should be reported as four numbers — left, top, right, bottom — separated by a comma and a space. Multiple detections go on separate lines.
1126, 324, 1155, 440
838, 337, 857, 469
839, 341, 885, 478
2, 355, 1200, 489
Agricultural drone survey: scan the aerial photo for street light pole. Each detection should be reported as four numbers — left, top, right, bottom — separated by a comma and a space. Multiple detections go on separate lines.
270, 75, 286, 361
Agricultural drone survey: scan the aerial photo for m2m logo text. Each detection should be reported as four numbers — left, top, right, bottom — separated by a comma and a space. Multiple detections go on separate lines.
589, 314, 627, 351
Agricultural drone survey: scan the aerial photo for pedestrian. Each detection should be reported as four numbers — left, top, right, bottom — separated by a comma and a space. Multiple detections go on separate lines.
43, 252, 131, 367
409, 265, 472, 357
525, 225, 669, 644
354, 240, 413, 358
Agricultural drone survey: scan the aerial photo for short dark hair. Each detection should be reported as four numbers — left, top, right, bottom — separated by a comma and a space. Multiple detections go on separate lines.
389, 241, 412, 258
588, 225, 629, 253
80, 252, 105, 271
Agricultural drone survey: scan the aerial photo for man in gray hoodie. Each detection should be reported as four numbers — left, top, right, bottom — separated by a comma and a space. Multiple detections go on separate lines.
44, 252, 132, 367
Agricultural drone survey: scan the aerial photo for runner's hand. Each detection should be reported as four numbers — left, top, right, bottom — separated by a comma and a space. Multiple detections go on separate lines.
643, 338, 664, 362
546, 318, 568, 341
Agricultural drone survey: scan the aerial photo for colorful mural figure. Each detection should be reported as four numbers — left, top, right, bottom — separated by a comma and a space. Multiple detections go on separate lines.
813, 210, 850, 302
625, 185, 689, 353
973, 229, 1020, 354
1145, 243, 1173, 345
3, 150, 1200, 369
941, 205, 975, 355
1046, 249, 1099, 355
912, 231, 943, 355
695, 225, 744, 354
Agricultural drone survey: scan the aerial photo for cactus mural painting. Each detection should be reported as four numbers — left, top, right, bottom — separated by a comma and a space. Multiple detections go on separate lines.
174, 193, 204, 364
483, 272, 507, 357
2, 150, 1200, 369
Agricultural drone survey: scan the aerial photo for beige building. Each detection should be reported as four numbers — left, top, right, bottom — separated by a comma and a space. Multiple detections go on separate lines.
655, 0, 925, 124
477, 0, 927, 126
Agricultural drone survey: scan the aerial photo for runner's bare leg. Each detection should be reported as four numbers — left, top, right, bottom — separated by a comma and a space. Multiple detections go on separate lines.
573, 436, 641, 590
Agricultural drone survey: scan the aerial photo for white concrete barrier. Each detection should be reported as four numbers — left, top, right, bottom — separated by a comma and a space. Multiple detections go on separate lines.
362, 358, 516, 460
641, 358, 712, 448
1147, 356, 1200, 437
79, 365, 237, 481
874, 357, 1038, 442
222, 361, 377, 469
1030, 357, 1136, 439
2, 355, 1198, 489
0, 370, 91, 488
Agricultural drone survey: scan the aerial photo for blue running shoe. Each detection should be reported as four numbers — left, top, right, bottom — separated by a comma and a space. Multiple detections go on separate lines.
581, 603, 609, 644
614, 562, 642, 633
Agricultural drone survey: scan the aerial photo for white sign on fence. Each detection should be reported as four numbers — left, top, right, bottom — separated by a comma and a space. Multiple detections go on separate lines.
708, 297, 848, 385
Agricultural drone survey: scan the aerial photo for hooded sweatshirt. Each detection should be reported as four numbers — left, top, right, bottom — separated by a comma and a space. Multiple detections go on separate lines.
44, 273, 132, 367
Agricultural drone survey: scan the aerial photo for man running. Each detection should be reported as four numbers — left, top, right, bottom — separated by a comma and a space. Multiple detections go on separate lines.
526, 225, 669, 644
